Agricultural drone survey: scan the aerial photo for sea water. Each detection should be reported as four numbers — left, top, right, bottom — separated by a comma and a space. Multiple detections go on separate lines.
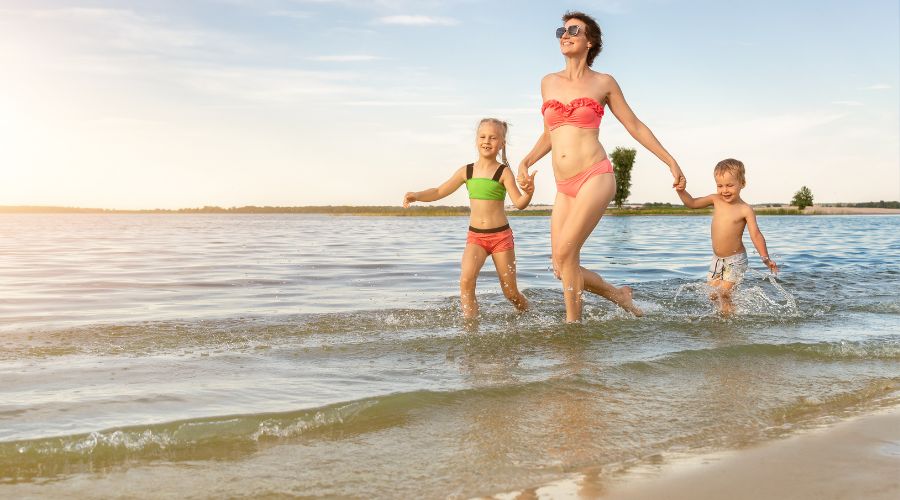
1, 214, 897, 498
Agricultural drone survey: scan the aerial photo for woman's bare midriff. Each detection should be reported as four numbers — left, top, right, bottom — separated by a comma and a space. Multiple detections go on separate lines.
550, 126, 607, 180
468, 199, 509, 230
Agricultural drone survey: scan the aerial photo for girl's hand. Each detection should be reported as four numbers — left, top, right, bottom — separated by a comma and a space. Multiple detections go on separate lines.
670, 164, 686, 191
521, 171, 537, 195
517, 162, 531, 189
402, 192, 417, 208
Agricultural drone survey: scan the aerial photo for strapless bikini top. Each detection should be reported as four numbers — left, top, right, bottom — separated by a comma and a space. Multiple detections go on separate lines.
541, 97, 604, 130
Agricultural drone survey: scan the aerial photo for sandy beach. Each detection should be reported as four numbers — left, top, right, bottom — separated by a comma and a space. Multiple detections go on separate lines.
493, 406, 900, 500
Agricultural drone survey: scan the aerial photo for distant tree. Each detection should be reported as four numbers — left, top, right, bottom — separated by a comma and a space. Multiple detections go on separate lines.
611, 147, 636, 208
791, 186, 814, 210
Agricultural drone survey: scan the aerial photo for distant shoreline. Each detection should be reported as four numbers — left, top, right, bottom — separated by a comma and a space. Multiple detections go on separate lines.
2, 205, 899, 216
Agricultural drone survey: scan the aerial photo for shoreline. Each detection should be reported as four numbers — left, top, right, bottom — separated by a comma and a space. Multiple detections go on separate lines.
490, 405, 900, 500
2, 206, 899, 216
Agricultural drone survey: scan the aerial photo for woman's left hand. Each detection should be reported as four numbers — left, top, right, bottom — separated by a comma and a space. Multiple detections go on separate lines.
670, 164, 686, 191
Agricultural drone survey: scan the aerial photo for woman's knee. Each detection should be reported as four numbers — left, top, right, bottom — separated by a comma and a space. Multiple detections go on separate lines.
554, 240, 580, 265
459, 274, 477, 291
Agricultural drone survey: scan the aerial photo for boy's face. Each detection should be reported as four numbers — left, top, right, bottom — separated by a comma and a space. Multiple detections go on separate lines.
715, 171, 743, 203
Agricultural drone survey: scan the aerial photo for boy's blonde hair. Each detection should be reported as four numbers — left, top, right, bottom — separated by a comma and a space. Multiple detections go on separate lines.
478, 118, 510, 166
714, 158, 746, 187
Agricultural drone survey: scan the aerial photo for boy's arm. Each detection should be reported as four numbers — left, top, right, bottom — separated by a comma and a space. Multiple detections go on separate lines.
502, 168, 536, 210
745, 206, 779, 273
677, 189, 716, 209
403, 166, 466, 207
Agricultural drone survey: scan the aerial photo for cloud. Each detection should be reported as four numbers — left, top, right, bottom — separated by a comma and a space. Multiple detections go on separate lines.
831, 100, 864, 106
342, 100, 456, 106
267, 9, 313, 20
375, 15, 457, 26
862, 83, 892, 90
309, 54, 382, 62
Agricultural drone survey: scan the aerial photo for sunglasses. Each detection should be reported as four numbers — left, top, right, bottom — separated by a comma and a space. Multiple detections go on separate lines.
555, 25, 583, 38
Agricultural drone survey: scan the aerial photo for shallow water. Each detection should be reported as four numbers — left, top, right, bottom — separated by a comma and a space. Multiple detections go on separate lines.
1, 214, 898, 498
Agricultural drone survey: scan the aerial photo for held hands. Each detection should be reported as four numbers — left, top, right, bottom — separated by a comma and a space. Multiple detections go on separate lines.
517, 163, 537, 193
670, 164, 687, 192
402, 192, 417, 208
521, 171, 537, 195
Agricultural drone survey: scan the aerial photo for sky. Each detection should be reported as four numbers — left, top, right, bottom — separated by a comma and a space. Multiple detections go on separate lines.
0, 0, 897, 209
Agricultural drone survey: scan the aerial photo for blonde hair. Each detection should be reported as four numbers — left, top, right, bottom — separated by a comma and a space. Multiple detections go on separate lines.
477, 118, 510, 166
714, 158, 746, 186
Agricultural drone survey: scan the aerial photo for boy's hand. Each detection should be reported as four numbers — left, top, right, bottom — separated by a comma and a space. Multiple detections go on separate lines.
763, 257, 779, 274
671, 165, 687, 191
402, 192, 416, 208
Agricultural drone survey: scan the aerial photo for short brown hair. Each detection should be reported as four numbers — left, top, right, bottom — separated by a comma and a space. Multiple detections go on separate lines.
714, 158, 746, 186
562, 11, 603, 67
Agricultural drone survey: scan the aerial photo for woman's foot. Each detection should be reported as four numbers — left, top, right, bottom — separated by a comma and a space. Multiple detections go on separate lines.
616, 286, 643, 317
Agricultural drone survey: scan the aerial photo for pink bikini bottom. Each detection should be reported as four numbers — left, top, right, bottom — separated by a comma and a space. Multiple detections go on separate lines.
555, 158, 613, 198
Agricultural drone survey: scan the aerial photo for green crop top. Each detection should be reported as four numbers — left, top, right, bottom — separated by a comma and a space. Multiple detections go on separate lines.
465, 164, 507, 201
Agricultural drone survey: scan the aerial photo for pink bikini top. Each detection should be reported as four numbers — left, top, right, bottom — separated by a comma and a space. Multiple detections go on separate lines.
541, 97, 604, 130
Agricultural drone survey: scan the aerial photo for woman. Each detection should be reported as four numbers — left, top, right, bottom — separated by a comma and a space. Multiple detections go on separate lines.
517, 11, 686, 323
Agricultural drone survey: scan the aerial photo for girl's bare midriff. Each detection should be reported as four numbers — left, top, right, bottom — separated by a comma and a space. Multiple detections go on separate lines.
468, 198, 509, 230
549, 125, 607, 180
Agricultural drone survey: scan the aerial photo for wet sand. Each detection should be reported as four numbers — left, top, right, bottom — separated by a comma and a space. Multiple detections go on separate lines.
600, 407, 899, 500
491, 407, 900, 500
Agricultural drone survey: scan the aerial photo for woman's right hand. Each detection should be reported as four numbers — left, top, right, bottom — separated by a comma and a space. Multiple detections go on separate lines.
517, 162, 532, 190
402, 192, 416, 208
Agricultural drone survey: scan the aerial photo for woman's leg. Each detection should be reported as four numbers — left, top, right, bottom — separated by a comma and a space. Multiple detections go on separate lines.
553, 174, 640, 321
460, 243, 489, 319
491, 248, 529, 312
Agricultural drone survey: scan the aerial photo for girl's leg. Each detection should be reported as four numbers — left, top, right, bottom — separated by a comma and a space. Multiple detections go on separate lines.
460, 243, 489, 319
491, 249, 529, 312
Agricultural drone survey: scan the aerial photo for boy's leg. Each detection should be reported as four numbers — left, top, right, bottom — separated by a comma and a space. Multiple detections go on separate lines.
491, 249, 528, 312
460, 243, 489, 319
708, 279, 737, 315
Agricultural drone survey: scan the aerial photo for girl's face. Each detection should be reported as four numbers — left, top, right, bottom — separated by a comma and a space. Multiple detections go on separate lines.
559, 19, 589, 57
476, 123, 504, 159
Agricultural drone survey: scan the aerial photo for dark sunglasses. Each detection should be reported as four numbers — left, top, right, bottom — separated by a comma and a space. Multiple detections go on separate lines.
555, 25, 583, 38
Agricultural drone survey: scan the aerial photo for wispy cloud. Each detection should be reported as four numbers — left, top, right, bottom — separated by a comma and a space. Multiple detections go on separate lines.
375, 15, 457, 26
832, 100, 864, 106
267, 9, 313, 20
309, 54, 382, 62
862, 83, 892, 90
342, 100, 456, 106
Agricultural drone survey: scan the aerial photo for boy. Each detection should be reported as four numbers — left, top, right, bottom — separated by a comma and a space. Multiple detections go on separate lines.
677, 158, 779, 314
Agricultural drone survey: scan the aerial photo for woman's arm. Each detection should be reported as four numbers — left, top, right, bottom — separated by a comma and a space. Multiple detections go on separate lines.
517, 76, 553, 189
604, 75, 686, 190
403, 166, 466, 207
502, 167, 536, 210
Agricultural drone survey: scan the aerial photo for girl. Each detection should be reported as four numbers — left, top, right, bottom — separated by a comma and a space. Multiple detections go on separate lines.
403, 118, 537, 319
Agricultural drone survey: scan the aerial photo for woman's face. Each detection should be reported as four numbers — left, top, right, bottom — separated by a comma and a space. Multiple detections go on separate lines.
559, 18, 589, 58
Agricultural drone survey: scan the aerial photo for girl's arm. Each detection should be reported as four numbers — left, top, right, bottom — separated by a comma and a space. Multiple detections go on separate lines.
604, 74, 686, 190
502, 167, 536, 210
517, 76, 553, 189
403, 166, 466, 207
677, 190, 716, 209
744, 207, 779, 273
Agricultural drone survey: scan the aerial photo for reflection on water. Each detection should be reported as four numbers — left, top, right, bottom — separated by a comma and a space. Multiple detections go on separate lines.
0, 214, 898, 497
